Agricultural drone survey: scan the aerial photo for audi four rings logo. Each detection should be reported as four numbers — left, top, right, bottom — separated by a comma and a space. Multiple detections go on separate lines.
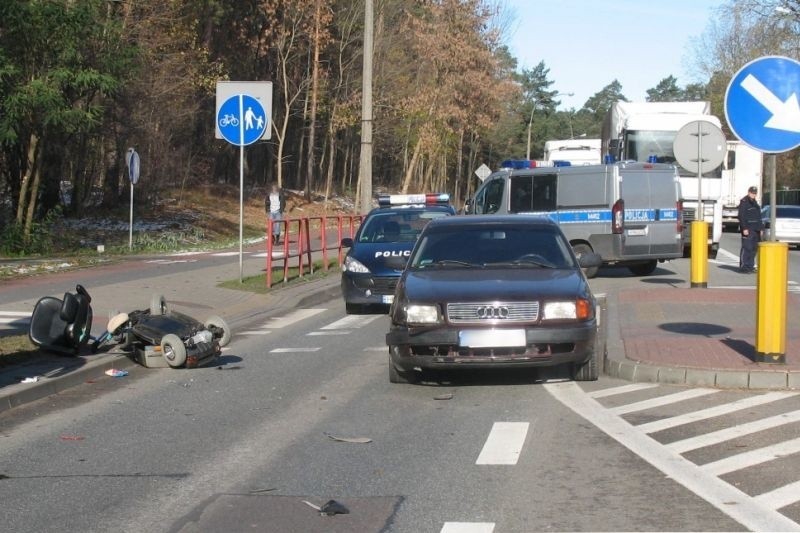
476, 306, 509, 319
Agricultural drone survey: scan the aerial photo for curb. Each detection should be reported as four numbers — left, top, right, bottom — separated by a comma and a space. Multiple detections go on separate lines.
604, 357, 800, 390
0, 353, 137, 414
0, 276, 343, 414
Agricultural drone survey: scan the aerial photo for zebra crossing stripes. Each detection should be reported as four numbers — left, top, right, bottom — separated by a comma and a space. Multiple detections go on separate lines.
0, 311, 30, 324
702, 437, 800, 476
637, 391, 798, 434
609, 388, 720, 415
587, 383, 659, 399
319, 314, 381, 330
440, 523, 495, 533
754, 480, 800, 510
666, 408, 800, 454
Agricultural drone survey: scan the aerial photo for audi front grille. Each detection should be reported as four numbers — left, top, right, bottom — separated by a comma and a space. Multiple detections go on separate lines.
446, 302, 540, 324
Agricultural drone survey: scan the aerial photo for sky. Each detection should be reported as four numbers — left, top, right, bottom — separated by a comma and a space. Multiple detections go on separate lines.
503, 0, 723, 110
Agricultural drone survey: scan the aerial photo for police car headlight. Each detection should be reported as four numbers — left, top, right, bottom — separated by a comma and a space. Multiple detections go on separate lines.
405, 304, 440, 325
343, 256, 370, 274
542, 299, 593, 321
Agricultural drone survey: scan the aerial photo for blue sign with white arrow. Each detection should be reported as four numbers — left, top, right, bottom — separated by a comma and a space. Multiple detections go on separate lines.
217, 94, 268, 146
725, 55, 800, 153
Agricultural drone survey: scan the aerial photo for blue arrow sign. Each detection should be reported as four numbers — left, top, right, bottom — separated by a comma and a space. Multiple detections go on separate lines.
217, 94, 268, 146
725, 55, 800, 153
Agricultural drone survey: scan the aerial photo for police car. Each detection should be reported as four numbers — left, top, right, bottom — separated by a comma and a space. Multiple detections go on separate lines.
341, 193, 455, 313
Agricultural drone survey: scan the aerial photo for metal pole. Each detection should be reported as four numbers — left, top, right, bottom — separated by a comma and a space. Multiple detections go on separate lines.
526, 101, 536, 160
358, 0, 374, 214
239, 95, 245, 283
129, 182, 133, 250
697, 121, 703, 219
769, 154, 777, 240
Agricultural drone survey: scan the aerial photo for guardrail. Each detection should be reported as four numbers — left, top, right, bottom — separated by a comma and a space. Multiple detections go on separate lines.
265, 215, 362, 288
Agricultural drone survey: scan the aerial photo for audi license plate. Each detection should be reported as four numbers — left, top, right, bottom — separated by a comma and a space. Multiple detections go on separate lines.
382, 295, 394, 304
459, 329, 526, 348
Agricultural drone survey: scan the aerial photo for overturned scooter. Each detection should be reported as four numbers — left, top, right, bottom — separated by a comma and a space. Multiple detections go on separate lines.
30, 285, 231, 368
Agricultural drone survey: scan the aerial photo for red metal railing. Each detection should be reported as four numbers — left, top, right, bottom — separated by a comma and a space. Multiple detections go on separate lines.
266, 215, 362, 288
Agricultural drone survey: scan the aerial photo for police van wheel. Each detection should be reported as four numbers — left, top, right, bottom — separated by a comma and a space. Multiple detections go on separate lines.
572, 243, 598, 279
628, 260, 657, 276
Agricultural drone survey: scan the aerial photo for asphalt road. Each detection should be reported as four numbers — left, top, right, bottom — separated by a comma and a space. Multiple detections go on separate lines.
1, 232, 800, 532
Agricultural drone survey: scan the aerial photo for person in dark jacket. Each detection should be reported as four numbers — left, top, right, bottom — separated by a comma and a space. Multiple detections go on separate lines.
737, 185, 763, 273
265, 184, 286, 245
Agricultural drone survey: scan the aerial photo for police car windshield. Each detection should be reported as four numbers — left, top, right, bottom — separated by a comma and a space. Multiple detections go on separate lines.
358, 211, 447, 243
411, 226, 575, 269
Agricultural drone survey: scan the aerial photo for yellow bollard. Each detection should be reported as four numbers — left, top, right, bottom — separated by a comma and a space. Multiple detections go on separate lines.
690, 221, 708, 288
755, 241, 788, 363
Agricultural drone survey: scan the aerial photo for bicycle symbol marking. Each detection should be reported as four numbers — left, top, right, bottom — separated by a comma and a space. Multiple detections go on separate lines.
219, 114, 239, 127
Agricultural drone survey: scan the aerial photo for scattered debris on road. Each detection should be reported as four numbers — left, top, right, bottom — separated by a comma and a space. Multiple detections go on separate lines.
433, 393, 453, 400
20, 376, 40, 383
325, 433, 372, 444
302, 499, 350, 516
105, 369, 129, 378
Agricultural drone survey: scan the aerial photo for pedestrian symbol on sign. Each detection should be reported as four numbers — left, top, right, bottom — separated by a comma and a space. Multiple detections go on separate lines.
217, 94, 268, 147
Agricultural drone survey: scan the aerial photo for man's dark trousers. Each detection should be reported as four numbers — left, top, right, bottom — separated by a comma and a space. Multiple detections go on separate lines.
740, 231, 760, 271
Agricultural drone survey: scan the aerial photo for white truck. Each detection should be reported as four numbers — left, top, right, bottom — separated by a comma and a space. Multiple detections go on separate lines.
544, 139, 602, 166
601, 101, 723, 258
721, 140, 763, 229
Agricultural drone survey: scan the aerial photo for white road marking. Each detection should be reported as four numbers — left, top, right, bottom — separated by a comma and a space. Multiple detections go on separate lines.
0, 311, 30, 324
269, 347, 320, 353
716, 248, 740, 263
610, 388, 720, 415
702, 437, 800, 476
238, 330, 272, 336
475, 422, 530, 465
320, 314, 381, 330
638, 391, 798, 434
363, 346, 387, 352
544, 382, 800, 532
262, 308, 327, 329
588, 383, 659, 399
145, 259, 198, 264
667, 409, 800, 454
754, 480, 800, 510
440, 523, 495, 533
211, 251, 244, 257
306, 331, 351, 336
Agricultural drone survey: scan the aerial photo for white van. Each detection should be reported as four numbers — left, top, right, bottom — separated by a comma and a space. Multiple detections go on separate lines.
466, 161, 683, 277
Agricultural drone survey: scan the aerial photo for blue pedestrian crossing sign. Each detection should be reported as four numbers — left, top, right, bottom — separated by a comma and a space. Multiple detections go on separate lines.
217, 94, 268, 146
725, 55, 800, 153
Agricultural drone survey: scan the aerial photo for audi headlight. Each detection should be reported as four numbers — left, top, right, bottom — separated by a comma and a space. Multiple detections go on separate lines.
542, 299, 593, 321
343, 256, 370, 273
405, 304, 440, 325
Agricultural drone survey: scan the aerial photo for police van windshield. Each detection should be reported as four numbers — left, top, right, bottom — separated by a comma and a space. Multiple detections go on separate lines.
626, 130, 721, 178
411, 225, 575, 269
358, 211, 449, 243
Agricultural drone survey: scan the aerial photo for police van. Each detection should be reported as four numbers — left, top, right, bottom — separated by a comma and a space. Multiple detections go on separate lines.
466, 161, 683, 277
341, 193, 455, 313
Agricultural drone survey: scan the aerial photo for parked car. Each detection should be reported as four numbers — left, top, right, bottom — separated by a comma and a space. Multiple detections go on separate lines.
762, 205, 800, 247
385, 215, 604, 384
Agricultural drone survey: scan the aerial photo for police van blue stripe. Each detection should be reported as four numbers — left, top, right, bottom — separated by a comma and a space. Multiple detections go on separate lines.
520, 208, 677, 223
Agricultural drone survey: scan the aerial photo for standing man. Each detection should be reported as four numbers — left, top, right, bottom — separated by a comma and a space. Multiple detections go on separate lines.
738, 185, 763, 273
265, 183, 286, 245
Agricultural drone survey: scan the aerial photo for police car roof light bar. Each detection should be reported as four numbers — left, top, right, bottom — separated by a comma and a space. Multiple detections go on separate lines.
377, 193, 450, 207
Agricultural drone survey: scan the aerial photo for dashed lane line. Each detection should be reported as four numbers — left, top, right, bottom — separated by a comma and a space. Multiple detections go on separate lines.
666, 409, 800, 454
610, 388, 720, 415
544, 381, 800, 532
238, 330, 272, 336
587, 383, 659, 399
638, 391, 798, 434
475, 422, 530, 466
440, 523, 495, 533
262, 308, 327, 329
306, 331, 350, 336
320, 314, 381, 330
702, 437, 800, 476
269, 347, 320, 353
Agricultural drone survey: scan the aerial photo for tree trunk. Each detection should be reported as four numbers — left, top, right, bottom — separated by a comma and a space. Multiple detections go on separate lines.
454, 129, 464, 206
401, 136, 423, 193
23, 158, 43, 240
305, 0, 322, 201
15, 133, 39, 225
325, 128, 337, 203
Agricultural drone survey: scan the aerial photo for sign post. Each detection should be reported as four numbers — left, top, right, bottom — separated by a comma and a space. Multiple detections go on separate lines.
673, 121, 726, 289
125, 148, 140, 251
217, 93, 268, 282
725, 55, 800, 364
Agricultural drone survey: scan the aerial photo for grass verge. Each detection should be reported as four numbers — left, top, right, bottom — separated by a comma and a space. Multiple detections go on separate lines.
0, 334, 41, 366
219, 258, 340, 294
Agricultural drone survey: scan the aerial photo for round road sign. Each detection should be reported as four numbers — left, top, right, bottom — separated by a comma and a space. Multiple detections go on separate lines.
673, 120, 726, 175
